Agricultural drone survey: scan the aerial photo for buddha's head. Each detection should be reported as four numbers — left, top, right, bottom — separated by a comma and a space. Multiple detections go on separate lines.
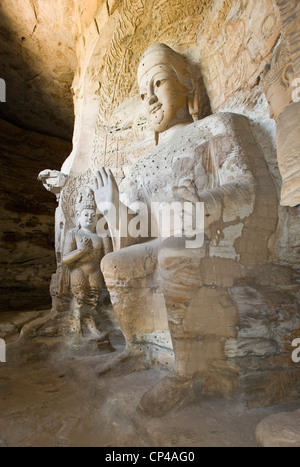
138, 43, 205, 134
75, 188, 98, 231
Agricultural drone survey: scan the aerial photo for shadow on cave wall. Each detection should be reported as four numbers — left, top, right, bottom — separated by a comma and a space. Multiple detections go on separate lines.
0, 4, 75, 142
0, 7, 74, 312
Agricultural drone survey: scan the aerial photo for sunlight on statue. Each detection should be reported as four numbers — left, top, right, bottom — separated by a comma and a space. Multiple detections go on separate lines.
92, 43, 279, 417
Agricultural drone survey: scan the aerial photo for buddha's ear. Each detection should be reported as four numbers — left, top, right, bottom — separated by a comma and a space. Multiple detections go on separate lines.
75, 211, 80, 228
282, 63, 293, 88
188, 92, 199, 122
155, 132, 159, 146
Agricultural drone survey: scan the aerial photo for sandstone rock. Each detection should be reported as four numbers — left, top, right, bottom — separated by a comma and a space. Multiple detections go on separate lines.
256, 410, 300, 447
0, 119, 71, 312
0, 0, 76, 140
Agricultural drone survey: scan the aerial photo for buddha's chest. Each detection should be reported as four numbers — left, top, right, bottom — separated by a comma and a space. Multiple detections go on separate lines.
126, 143, 213, 204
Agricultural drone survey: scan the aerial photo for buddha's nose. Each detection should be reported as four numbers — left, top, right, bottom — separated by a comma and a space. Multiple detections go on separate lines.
148, 83, 158, 105
149, 93, 158, 105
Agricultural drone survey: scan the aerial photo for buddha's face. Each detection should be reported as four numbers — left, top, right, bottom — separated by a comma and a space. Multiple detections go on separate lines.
139, 65, 191, 133
78, 208, 97, 230
265, 65, 294, 120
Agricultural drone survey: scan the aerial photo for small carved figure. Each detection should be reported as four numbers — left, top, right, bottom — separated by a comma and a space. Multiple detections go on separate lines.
63, 188, 105, 309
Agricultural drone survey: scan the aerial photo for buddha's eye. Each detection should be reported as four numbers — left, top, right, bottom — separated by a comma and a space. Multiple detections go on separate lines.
141, 93, 146, 101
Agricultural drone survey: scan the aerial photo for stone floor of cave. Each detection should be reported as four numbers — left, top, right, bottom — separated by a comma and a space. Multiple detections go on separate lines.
0, 309, 299, 448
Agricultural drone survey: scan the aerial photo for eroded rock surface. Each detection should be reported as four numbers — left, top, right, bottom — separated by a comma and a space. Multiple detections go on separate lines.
0, 119, 71, 311
256, 410, 300, 447
0, 0, 77, 140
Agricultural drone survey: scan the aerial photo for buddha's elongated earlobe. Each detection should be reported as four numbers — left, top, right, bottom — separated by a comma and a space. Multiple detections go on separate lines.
282, 63, 293, 88
76, 211, 81, 228
155, 132, 159, 145
188, 92, 199, 122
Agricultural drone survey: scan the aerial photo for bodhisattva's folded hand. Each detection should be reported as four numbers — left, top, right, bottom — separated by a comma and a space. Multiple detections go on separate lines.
79, 236, 92, 252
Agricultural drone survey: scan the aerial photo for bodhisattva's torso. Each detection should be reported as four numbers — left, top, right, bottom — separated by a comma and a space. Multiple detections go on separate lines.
66, 228, 103, 273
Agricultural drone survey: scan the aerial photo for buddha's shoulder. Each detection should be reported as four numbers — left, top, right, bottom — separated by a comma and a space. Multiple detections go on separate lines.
155, 113, 251, 153
190, 112, 251, 137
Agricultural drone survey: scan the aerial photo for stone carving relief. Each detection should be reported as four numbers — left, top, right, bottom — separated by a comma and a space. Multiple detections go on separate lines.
274, 0, 300, 76
198, 0, 280, 112
38, 170, 68, 200
96, 0, 207, 127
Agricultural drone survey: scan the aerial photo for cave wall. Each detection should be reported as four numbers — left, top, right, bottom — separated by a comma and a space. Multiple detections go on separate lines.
0, 0, 76, 312
0, 119, 72, 311
0, 0, 77, 141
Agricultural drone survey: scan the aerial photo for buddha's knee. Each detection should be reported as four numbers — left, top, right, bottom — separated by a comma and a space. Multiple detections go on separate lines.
101, 244, 157, 282
101, 251, 122, 280
158, 236, 204, 273
100, 249, 140, 281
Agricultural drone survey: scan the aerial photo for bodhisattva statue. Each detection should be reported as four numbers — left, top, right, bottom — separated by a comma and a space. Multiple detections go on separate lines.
36, 172, 109, 339
94, 44, 279, 416
62, 188, 106, 336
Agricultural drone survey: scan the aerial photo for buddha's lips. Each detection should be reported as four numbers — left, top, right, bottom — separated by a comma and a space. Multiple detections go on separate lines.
150, 103, 162, 114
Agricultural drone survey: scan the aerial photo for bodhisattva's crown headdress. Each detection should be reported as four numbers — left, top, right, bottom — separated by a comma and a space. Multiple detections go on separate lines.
75, 188, 97, 215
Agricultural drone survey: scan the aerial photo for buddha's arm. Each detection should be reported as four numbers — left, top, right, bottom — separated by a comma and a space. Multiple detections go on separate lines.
198, 178, 255, 230
195, 125, 257, 233
173, 149, 256, 237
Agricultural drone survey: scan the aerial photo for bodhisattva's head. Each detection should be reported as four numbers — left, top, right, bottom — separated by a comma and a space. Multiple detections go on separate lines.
75, 188, 98, 231
138, 43, 199, 134
77, 208, 97, 231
